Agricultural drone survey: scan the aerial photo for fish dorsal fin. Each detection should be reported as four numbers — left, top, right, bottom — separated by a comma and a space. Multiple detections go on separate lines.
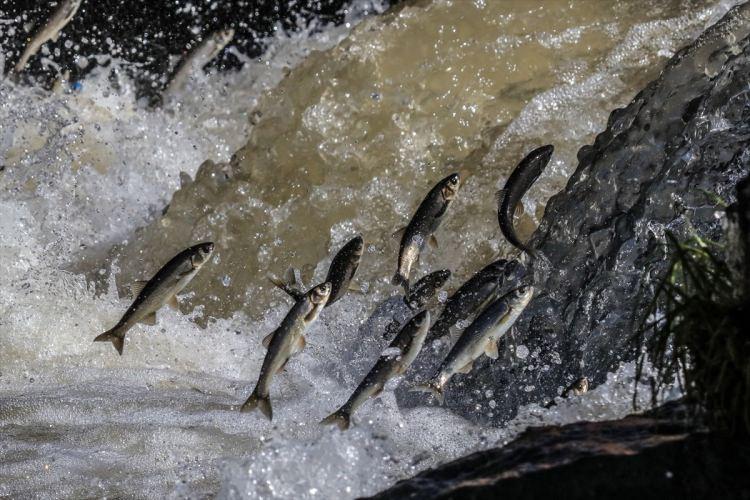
139, 311, 157, 326
495, 189, 508, 211
292, 335, 307, 355
392, 227, 406, 240
284, 267, 304, 289
262, 328, 280, 349
267, 273, 304, 300
130, 280, 149, 298
167, 295, 179, 310
485, 339, 499, 360
179, 171, 192, 188
428, 235, 439, 250
457, 361, 474, 374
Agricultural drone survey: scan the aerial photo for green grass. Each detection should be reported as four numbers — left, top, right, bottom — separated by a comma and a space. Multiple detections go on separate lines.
635, 232, 749, 436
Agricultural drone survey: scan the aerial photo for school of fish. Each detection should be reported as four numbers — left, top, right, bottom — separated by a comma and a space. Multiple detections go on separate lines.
7, 6, 589, 429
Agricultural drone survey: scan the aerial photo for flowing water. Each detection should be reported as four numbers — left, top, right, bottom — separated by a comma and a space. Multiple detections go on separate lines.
0, 1, 737, 498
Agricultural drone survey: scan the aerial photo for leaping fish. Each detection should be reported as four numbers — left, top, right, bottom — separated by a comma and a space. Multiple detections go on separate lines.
240, 282, 332, 421
496, 145, 554, 258
12, 0, 83, 75
426, 259, 524, 342
269, 235, 364, 308
93, 242, 215, 355
414, 286, 533, 404
322, 310, 430, 430
162, 28, 235, 102
393, 173, 461, 292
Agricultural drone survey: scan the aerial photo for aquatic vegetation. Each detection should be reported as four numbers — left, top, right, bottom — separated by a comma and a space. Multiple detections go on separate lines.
635, 230, 749, 436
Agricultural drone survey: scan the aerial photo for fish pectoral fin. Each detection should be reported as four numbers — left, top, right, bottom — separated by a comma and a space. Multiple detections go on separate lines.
348, 283, 365, 295
139, 312, 157, 326
292, 335, 307, 354
485, 339, 499, 360
261, 328, 280, 349
495, 188, 508, 210
267, 274, 304, 300
428, 235, 439, 250
130, 280, 149, 298
276, 358, 290, 374
167, 295, 179, 310
372, 384, 385, 398
457, 361, 474, 374
392, 227, 406, 240
514, 203, 524, 217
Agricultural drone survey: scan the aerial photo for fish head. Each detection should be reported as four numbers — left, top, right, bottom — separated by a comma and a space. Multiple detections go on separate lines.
190, 242, 215, 269
433, 269, 452, 285
412, 309, 430, 330
309, 281, 332, 306
440, 173, 461, 201
214, 28, 236, 45
508, 285, 534, 307
525, 144, 555, 182
575, 376, 589, 394
349, 235, 365, 257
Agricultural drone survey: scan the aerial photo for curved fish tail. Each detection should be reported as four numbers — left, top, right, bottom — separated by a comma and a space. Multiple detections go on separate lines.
240, 388, 272, 420
411, 380, 445, 405
93, 327, 125, 356
391, 272, 409, 293
320, 409, 351, 430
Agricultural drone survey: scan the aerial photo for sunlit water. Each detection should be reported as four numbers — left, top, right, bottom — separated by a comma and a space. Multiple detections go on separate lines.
0, 1, 734, 498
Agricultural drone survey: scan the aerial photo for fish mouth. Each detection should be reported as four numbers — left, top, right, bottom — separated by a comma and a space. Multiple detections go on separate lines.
310, 282, 332, 304
352, 235, 365, 256
442, 173, 461, 200
191, 242, 215, 267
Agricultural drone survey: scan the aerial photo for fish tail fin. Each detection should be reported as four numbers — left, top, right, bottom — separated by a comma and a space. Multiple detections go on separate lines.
391, 272, 409, 293
320, 409, 351, 430
411, 380, 445, 405
240, 388, 273, 420
93, 327, 125, 356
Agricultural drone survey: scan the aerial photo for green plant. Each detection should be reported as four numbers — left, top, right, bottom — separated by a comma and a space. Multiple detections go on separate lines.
635, 232, 749, 436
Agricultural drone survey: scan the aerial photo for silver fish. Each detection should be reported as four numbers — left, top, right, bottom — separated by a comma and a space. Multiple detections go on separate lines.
163, 28, 235, 101
269, 235, 364, 308
427, 259, 525, 342
322, 310, 430, 430
240, 282, 332, 420
94, 242, 214, 355
496, 145, 554, 257
415, 286, 534, 403
393, 173, 461, 292
13, 0, 83, 75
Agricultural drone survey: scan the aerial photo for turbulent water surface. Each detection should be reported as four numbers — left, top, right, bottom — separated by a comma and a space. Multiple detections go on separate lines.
0, 1, 736, 498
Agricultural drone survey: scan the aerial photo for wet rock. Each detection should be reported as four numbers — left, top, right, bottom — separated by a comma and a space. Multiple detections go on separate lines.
365, 402, 750, 499
435, 3, 750, 423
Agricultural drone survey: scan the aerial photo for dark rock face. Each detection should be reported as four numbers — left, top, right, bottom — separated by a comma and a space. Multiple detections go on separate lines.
442, 3, 750, 424
366, 403, 750, 499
